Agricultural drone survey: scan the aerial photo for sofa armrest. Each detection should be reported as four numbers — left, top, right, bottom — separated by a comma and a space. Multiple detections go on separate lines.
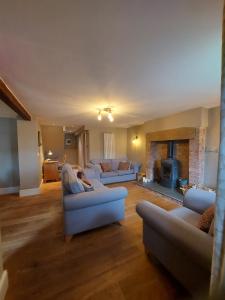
136, 201, 213, 271
183, 188, 216, 214
64, 187, 128, 211
131, 162, 141, 173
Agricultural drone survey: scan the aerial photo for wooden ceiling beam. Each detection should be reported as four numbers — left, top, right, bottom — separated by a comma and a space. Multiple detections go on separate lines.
0, 79, 31, 120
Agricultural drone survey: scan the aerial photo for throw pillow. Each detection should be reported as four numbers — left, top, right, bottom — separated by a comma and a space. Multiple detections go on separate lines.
63, 170, 85, 194
209, 218, 215, 236
198, 205, 215, 233
100, 162, 112, 172
118, 161, 130, 171
95, 164, 103, 173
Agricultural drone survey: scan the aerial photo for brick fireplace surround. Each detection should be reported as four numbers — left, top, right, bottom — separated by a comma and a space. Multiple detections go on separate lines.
146, 127, 206, 185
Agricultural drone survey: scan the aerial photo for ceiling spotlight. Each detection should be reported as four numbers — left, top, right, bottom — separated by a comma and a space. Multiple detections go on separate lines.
97, 110, 102, 121
97, 107, 114, 122
108, 112, 114, 122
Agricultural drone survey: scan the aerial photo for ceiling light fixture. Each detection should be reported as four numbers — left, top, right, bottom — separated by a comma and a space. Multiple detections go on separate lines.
97, 107, 114, 122
97, 110, 102, 121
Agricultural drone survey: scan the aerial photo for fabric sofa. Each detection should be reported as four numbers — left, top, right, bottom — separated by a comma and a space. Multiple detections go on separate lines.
61, 164, 128, 241
136, 188, 216, 296
87, 159, 141, 184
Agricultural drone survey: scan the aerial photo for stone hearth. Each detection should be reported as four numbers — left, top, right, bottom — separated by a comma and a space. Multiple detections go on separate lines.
146, 127, 206, 185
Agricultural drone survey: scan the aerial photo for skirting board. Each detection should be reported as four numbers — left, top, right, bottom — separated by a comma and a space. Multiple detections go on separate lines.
0, 271, 8, 300
19, 187, 40, 197
0, 186, 19, 195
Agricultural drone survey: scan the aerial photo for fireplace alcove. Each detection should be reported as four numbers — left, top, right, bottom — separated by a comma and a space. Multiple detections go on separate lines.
140, 128, 206, 202
146, 127, 206, 187
153, 140, 189, 188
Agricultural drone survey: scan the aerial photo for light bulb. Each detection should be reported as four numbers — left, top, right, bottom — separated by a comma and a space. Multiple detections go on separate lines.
48, 150, 53, 156
108, 112, 114, 122
97, 111, 102, 121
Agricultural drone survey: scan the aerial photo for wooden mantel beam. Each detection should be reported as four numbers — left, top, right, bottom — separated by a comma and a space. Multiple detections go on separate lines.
0, 79, 31, 120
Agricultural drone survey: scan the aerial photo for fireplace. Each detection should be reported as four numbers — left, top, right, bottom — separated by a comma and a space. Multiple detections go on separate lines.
160, 141, 179, 188
146, 128, 206, 186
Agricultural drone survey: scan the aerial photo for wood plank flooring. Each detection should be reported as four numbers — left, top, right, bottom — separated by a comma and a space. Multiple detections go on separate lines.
0, 181, 188, 300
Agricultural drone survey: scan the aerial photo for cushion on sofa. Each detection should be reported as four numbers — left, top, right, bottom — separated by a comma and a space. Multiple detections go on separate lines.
100, 162, 112, 172
198, 205, 215, 233
117, 169, 134, 176
118, 161, 131, 170
209, 218, 215, 236
111, 159, 121, 171
100, 171, 118, 178
169, 207, 200, 227
62, 166, 85, 195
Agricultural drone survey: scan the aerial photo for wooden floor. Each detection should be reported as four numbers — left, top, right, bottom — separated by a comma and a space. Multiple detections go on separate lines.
0, 181, 188, 300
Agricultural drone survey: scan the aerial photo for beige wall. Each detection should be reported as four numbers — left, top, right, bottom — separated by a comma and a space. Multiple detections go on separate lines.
41, 125, 77, 164
17, 120, 41, 191
128, 107, 208, 169
41, 126, 65, 161
127, 107, 219, 188
87, 126, 127, 160
204, 107, 220, 188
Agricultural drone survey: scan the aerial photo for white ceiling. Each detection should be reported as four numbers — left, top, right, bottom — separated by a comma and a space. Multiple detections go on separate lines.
0, 0, 223, 128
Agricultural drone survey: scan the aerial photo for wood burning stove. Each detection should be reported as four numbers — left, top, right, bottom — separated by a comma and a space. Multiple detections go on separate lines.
160, 141, 179, 188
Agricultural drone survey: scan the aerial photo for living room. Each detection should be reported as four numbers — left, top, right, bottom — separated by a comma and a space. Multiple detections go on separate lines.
0, 1, 225, 300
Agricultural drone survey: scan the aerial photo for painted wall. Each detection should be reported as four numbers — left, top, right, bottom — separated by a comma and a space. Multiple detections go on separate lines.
41, 125, 77, 164
127, 107, 208, 169
87, 126, 127, 160
41, 126, 65, 161
127, 107, 220, 188
0, 118, 20, 190
204, 107, 220, 188
17, 120, 41, 191
0, 100, 18, 118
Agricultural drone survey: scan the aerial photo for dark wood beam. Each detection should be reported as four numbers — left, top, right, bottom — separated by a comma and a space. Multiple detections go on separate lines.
0, 79, 31, 120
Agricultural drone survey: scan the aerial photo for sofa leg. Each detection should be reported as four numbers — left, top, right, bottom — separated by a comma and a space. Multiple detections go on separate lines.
65, 235, 73, 242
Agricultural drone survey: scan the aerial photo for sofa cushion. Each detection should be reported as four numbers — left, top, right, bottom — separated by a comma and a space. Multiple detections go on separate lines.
90, 159, 112, 164
168, 207, 200, 227
111, 159, 121, 171
62, 169, 85, 194
117, 170, 134, 176
101, 171, 118, 178
209, 218, 215, 236
198, 205, 215, 233
100, 162, 112, 172
118, 161, 131, 170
